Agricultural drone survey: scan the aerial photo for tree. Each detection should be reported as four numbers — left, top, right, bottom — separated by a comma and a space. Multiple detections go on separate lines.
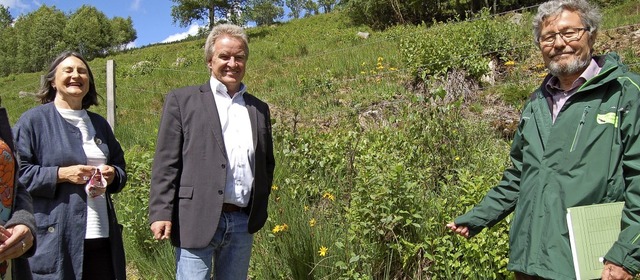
0, 6, 15, 76
64, 5, 113, 60
286, 0, 306, 19
318, 0, 339, 13
110, 16, 137, 51
13, 5, 67, 72
0, 5, 12, 28
226, 0, 248, 26
246, 0, 284, 26
303, 0, 319, 17
171, 0, 247, 30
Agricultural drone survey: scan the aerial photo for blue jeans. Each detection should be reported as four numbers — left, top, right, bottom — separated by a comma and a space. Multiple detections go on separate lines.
175, 211, 254, 280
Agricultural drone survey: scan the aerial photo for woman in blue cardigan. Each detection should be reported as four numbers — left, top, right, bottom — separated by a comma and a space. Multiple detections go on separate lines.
13, 51, 127, 280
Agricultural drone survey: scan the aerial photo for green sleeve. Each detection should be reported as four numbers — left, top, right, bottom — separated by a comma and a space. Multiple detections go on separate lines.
605, 75, 640, 275
454, 104, 528, 237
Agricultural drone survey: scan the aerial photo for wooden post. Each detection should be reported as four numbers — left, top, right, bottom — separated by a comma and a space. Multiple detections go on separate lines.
106, 60, 116, 132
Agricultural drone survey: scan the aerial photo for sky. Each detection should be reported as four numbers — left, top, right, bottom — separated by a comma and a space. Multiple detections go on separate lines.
0, 0, 204, 47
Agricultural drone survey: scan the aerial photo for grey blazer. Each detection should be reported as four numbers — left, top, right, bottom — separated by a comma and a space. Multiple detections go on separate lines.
149, 83, 275, 249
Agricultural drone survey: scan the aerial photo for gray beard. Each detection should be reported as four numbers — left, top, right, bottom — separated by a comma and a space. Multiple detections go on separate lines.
548, 55, 590, 77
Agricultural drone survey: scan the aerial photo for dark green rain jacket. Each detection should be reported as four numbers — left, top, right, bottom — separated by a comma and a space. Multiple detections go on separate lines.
455, 53, 640, 279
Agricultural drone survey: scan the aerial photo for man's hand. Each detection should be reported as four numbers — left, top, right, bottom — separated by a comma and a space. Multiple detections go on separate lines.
446, 222, 470, 238
150, 221, 172, 240
601, 261, 633, 280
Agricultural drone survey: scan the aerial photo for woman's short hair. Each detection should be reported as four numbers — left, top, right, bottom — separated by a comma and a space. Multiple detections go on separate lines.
532, 0, 601, 46
204, 24, 249, 64
37, 51, 99, 109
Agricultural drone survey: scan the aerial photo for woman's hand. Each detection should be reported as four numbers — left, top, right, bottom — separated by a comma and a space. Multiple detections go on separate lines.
0, 225, 34, 261
57, 165, 96, 184
99, 165, 116, 185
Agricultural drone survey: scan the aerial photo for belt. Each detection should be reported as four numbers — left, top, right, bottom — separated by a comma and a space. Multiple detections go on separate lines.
222, 203, 242, 212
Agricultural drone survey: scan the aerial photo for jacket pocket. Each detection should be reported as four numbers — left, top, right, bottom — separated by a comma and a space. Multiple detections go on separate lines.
570, 106, 591, 152
178, 187, 194, 199
29, 222, 60, 274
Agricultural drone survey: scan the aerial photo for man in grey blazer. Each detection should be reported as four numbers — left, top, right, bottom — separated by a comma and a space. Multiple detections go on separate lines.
149, 24, 275, 280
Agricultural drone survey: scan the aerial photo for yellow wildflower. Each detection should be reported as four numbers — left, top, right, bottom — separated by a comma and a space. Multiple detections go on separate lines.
271, 185, 279, 191
309, 218, 317, 227
322, 192, 335, 201
272, 223, 289, 234
389, 67, 397, 71
304, 205, 309, 211
319, 246, 328, 256
272, 225, 283, 233
455, 156, 460, 161
504, 61, 516, 66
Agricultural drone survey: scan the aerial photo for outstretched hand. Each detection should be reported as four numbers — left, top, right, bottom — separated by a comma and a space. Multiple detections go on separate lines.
446, 222, 470, 238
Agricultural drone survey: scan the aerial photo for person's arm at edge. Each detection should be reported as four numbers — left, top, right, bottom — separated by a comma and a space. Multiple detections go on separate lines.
4, 180, 36, 258
603, 74, 640, 278
148, 91, 182, 239
13, 112, 59, 199
447, 102, 529, 238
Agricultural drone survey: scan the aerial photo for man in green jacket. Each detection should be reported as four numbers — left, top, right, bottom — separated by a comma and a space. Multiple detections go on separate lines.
446, 0, 640, 279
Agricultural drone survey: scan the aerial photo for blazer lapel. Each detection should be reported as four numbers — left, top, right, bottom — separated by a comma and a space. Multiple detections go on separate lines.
200, 84, 228, 158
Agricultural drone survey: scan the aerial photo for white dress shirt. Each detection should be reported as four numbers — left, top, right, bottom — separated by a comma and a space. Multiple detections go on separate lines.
210, 77, 255, 207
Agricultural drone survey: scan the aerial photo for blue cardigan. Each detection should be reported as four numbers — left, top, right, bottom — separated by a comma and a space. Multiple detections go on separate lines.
13, 103, 127, 280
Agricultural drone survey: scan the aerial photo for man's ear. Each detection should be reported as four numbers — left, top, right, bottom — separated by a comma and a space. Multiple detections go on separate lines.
588, 32, 597, 49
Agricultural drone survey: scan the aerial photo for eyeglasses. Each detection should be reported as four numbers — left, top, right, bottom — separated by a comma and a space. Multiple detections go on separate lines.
539, 27, 590, 47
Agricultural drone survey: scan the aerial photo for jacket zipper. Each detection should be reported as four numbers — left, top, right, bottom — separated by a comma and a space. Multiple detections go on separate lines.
570, 106, 590, 152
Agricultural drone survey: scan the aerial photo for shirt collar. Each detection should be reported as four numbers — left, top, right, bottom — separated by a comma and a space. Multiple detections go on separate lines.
209, 76, 247, 99
545, 58, 601, 94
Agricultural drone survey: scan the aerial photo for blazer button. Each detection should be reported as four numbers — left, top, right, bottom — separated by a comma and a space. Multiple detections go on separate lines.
47, 226, 55, 233
221, 164, 226, 169
218, 190, 223, 195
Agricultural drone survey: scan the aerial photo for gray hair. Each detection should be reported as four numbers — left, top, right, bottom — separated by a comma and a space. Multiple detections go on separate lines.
532, 0, 601, 46
204, 24, 249, 64
37, 51, 99, 109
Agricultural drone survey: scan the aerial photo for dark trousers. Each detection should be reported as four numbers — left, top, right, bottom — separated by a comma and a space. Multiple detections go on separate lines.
83, 238, 115, 280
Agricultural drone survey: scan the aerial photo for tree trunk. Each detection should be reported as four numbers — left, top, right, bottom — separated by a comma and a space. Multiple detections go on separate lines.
209, 0, 216, 30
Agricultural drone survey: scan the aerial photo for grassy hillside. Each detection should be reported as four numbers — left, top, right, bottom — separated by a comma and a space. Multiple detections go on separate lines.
1, 2, 639, 279
2, 12, 407, 149
2, 4, 639, 148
